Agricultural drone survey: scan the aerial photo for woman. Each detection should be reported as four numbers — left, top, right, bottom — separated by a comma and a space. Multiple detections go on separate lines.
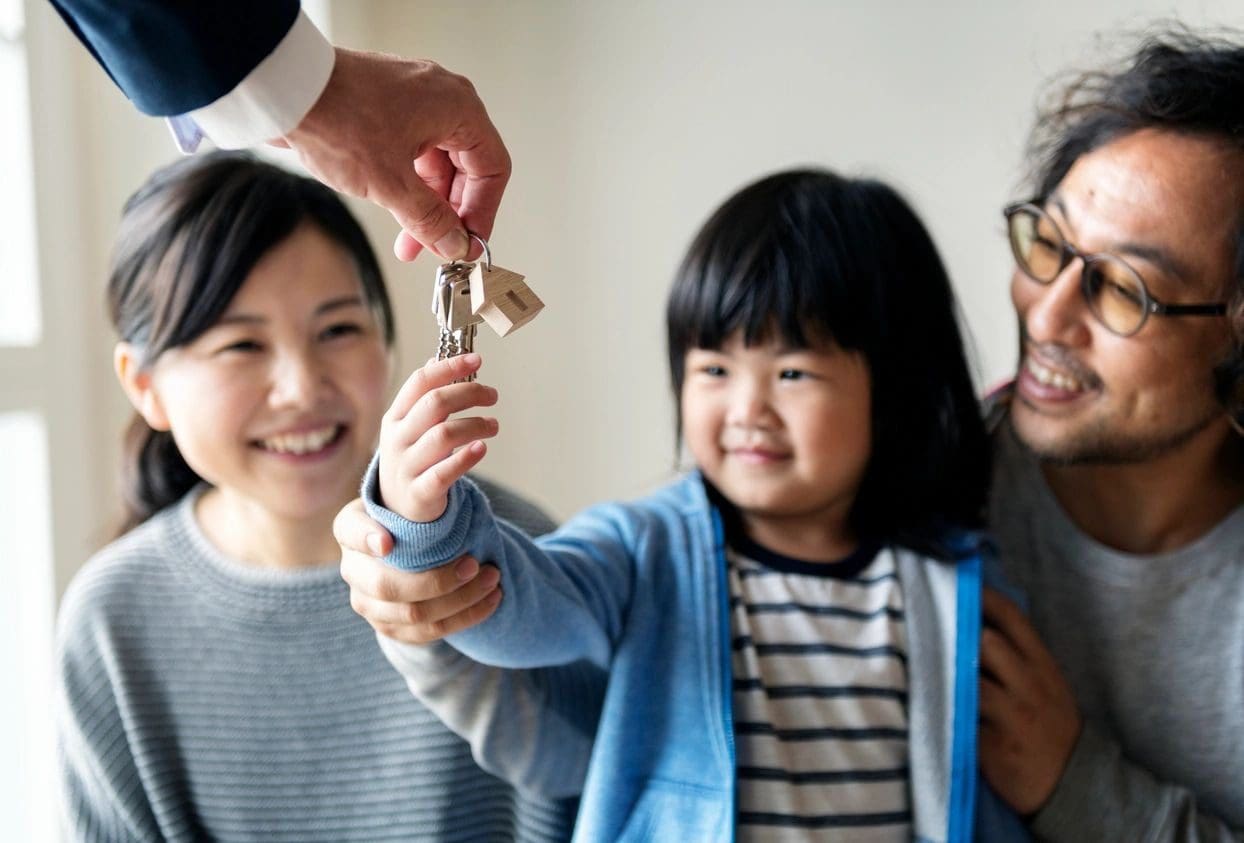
54, 151, 574, 842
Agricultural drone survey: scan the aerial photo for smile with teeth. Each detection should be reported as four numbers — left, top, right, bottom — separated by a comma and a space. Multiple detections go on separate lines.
257, 424, 342, 456
1024, 357, 1087, 393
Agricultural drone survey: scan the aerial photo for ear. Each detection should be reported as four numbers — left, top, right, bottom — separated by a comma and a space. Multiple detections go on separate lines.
114, 342, 171, 431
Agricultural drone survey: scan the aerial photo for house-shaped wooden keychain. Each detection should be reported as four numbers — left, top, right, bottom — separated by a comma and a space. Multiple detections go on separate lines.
469, 261, 544, 337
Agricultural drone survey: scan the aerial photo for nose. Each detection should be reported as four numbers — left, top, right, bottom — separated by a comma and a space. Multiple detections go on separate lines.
725, 375, 776, 429
268, 348, 326, 409
1013, 259, 1093, 348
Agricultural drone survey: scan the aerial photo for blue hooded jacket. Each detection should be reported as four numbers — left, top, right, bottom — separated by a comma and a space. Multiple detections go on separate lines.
365, 467, 1029, 842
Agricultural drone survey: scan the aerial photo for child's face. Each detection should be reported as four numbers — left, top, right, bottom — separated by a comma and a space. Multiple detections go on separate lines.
681, 332, 872, 545
135, 224, 391, 525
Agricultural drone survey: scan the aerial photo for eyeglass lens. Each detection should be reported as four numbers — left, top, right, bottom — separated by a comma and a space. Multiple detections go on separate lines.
1008, 206, 1149, 335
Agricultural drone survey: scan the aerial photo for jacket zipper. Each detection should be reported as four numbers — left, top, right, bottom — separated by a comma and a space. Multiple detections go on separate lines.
709, 504, 736, 842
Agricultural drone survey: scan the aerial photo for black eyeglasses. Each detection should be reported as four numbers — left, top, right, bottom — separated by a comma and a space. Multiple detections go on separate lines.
1003, 201, 1227, 337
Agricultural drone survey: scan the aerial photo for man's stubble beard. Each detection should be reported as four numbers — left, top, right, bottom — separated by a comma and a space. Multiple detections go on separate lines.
1009, 397, 1221, 467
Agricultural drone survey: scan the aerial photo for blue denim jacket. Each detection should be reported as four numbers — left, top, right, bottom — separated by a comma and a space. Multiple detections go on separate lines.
365, 467, 1028, 842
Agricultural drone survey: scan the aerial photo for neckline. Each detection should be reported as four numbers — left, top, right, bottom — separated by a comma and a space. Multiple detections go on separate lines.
164, 486, 351, 620
1001, 422, 1244, 587
706, 480, 882, 579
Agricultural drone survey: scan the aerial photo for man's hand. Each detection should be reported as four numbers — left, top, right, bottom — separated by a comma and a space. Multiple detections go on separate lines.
335, 498, 501, 644
284, 48, 510, 262
979, 588, 1082, 816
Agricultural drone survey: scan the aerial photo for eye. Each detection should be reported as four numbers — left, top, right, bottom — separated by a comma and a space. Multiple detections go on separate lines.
779, 369, 809, 380
699, 365, 727, 377
320, 322, 363, 341
217, 339, 262, 355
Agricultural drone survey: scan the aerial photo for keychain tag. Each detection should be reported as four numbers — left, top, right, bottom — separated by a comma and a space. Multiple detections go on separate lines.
469, 263, 544, 337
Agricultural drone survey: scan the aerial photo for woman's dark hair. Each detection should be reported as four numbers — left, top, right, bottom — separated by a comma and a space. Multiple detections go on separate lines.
108, 151, 394, 536
1028, 26, 1244, 424
666, 168, 989, 558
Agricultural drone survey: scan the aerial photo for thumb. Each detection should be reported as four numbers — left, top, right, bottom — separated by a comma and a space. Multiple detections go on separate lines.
385, 180, 469, 260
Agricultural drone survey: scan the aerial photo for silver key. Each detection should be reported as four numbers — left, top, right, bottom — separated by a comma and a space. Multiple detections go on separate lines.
432, 260, 483, 381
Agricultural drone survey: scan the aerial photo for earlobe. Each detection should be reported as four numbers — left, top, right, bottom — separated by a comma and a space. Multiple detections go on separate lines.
114, 342, 171, 431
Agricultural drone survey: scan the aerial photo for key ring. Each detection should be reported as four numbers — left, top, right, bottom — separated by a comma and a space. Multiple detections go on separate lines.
468, 232, 491, 271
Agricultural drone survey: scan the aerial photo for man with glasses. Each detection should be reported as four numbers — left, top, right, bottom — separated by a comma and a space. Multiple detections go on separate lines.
978, 30, 1244, 841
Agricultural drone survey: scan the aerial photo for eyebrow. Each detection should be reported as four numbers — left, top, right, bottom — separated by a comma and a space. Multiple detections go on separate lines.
214, 295, 366, 327
1048, 194, 1197, 284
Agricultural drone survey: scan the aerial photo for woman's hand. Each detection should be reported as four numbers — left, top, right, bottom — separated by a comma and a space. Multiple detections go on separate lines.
335, 498, 501, 643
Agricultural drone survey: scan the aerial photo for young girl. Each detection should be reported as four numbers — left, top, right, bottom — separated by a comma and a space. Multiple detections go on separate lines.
355, 169, 1026, 841
54, 152, 576, 841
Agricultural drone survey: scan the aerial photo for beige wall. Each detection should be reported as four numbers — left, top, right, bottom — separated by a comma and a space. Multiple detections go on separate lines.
34, 1, 1244, 597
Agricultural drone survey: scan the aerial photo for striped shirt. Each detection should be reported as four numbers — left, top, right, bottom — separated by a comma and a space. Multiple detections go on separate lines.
728, 531, 911, 841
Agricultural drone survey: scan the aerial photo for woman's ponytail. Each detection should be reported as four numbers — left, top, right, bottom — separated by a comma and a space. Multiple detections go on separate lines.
116, 413, 201, 537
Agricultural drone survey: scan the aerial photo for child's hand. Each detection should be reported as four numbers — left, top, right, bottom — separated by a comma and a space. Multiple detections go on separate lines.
378, 353, 499, 523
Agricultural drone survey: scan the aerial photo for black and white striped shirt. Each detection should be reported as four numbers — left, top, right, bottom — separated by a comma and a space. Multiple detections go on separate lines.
728, 532, 911, 841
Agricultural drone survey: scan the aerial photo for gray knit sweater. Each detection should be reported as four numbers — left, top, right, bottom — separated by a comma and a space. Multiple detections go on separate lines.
54, 480, 575, 842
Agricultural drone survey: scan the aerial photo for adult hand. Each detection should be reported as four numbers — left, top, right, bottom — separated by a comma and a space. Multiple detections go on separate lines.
335, 498, 502, 644
978, 588, 1082, 816
283, 48, 510, 262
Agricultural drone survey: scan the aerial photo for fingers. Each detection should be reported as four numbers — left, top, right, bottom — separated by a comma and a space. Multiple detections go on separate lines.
979, 625, 1029, 692
353, 564, 500, 627
383, 179, 470, 260
983, 588, 1054, 668
394, 230, 423, 262
342, 549, 504, 645
411, 440, 490, 506
977, 675, 1010, 725
375, 587, 503, 644
392, 382, 499, 450
333, 498, 393, 557
342, 550, 482, 603
415, 146, 457, 204
404, 416, 497, 476
388, 354, 487, 421
439, 112, 510, 252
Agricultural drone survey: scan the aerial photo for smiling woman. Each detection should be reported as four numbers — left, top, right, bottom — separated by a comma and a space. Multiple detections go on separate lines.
115, 223, 390, 566
53, 152, 575, 841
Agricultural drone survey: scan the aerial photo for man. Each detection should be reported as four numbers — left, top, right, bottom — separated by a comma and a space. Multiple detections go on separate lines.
973, 30, 1244, 841
336, 29, 1244, 841
52, 0, 508, 261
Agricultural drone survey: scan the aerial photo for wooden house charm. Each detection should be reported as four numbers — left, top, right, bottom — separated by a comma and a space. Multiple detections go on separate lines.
469, 263, 544, 337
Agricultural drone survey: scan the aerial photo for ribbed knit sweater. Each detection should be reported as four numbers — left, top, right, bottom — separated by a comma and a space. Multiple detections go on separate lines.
54, 481, 575, 842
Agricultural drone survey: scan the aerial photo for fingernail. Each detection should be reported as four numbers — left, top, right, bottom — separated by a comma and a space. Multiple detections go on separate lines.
463, 352, 481, 367
366, 533, 384, 555
455, 557, 480, 581
434, 229, 469, 260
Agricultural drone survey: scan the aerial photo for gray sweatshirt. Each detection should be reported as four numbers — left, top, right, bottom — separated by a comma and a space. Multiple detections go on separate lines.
54, 479, 575, 842
990, 419, 1244, 842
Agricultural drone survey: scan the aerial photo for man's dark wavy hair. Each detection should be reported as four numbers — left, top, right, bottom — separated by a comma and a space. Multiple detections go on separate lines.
1027, 26, 1244, 425
666, 169, 989, 559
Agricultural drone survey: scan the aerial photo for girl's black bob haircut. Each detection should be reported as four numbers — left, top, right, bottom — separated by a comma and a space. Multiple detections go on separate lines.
666, 168, 989, 557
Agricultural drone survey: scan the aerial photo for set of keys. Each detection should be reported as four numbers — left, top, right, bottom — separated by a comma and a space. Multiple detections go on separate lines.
432, 235, 543, 382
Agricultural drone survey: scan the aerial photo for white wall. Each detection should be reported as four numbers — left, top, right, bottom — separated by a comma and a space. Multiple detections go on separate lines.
349, 0, 1244, 522
35, 0, 1244, 596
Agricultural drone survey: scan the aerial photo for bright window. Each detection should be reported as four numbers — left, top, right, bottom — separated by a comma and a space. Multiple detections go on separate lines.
0, 411, 56, 840
0, 0, 39, 348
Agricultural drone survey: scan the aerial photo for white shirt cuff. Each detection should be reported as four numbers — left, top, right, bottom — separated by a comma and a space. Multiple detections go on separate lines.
183, 10, 336, 150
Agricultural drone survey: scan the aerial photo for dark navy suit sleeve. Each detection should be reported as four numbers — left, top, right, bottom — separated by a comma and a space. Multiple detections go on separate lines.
48, 0, 300, 116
